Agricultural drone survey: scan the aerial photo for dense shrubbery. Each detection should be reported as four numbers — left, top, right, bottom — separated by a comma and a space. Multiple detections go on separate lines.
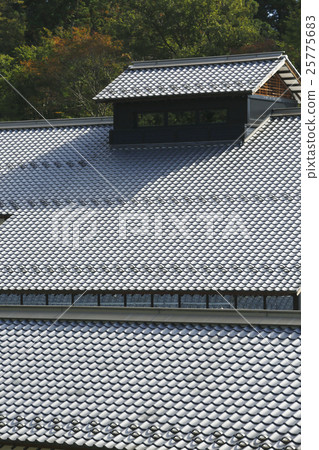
0, 0, 300, 120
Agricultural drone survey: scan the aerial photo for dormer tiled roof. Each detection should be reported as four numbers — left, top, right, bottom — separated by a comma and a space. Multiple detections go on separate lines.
94, 52, 301, 102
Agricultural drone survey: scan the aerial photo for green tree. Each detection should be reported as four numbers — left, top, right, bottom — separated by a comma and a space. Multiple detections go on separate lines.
254, 0, 300, 69
0, 0, 301, 121
0, 34, 54, 120
0, 0, 26, 54
280, 0, 301, 70
106, 0, 275, 59
23, 0, 110, 43
0, 27, 128, 120
255, 0, 296, 37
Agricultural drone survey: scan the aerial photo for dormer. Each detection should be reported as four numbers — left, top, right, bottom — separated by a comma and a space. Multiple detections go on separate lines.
94, 51, 300, 145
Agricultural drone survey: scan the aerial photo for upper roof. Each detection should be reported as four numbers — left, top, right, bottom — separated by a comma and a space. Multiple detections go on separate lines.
0, 317, 301, 449
0, 112, 300, 292
94, 52, 301, 102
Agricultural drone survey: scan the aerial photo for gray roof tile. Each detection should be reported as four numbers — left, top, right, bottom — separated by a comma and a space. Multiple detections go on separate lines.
0, 319, 300, 449
94, 55, 286, 101
0, 114, 300, 292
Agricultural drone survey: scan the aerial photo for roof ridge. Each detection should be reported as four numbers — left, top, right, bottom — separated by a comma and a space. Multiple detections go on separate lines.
129, 52, 285, 69
0, 116, 113, 130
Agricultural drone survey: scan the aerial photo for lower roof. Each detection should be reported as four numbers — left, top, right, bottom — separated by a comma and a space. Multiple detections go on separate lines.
0, 317, 300, 449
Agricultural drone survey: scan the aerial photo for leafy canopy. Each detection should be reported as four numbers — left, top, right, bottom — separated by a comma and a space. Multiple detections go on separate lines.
106, 0, 275, 59
0, 0, 300, 120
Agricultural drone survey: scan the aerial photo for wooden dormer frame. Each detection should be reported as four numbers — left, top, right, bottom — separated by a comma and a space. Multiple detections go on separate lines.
252, 57, 301, 102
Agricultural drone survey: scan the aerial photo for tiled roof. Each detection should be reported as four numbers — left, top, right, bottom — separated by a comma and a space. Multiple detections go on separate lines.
0, 318, 301, 449
94, 54, 287, 101
0, 114, 300, 292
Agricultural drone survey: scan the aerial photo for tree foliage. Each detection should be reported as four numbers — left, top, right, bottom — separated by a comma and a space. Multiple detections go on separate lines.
0, 0, 301, 121
255, 0, 297, 36
279, 0, 301, 71
0, 28, 128, 120
29, 28, 129, 118
255, 0, 300, 70
106, 0, 276, 59
0, 0, 26, 54
23, 0, 110, 43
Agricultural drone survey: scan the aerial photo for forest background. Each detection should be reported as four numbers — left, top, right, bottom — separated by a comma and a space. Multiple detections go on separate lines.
0, 0, 300, 121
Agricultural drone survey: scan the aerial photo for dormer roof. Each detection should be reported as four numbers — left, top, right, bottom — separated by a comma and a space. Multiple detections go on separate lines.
94, 51, 301, 103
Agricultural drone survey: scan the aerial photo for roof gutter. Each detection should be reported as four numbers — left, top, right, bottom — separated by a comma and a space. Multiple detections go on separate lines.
0, 305, 301, 326
0, 117, 113, 130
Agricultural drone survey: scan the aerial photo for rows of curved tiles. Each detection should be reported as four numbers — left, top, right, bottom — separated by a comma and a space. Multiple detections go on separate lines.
0, 318, 300, 449
0, 114, 300, 292
94, 57, 285, 101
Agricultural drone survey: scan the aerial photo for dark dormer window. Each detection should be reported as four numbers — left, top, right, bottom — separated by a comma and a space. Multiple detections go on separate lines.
199, 108, 228, 124
167, 111, 196, 126
137, 112, 164, 127
136, 107, 228, 129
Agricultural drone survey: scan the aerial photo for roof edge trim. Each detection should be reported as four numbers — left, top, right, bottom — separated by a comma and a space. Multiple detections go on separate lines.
251, 56, 287, 95
285, 56, 301, 79
245, 107, 301, 141
0, 116, 113, 130
93, 90, 252, 103
110, 139, 234, 149
129, 51, 285, 69
271, 107, 301, 116
244, 115, 271, 142
0, 306, 301, 326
